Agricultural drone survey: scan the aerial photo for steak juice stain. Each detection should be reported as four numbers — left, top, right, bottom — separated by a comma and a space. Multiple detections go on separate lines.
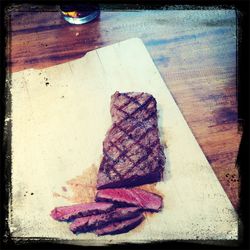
139, 183, 165, 199
54, 164, 99, 203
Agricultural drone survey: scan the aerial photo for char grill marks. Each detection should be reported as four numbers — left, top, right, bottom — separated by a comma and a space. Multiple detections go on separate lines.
97, 92, 165, 189
50, 92, 166, 236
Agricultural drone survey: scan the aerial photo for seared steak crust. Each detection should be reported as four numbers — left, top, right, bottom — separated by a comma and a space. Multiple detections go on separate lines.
97, 92, 166, 189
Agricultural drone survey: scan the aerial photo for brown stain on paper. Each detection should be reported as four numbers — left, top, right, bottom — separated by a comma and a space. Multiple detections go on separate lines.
139, 183, 164, 198
53, 164, 98, 203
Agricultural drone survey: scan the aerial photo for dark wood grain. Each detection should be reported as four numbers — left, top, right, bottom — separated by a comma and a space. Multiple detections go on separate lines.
6, 5, 242, 209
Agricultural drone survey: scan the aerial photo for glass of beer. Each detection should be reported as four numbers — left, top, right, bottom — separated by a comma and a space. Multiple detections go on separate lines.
60, 4, 100, 25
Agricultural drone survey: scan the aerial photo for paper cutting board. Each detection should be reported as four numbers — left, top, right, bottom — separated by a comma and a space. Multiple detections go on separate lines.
9, 38, 238, 244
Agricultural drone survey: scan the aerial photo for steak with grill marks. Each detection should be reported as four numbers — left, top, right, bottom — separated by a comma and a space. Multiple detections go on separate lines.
97, 91, 166, 189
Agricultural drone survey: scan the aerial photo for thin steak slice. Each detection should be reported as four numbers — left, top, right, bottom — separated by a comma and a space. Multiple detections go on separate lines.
70, 207, 142, 234
95, 188, 163, 212
50, 202, 115, 222
95, 214, 145, 236
97, 91, 166, 189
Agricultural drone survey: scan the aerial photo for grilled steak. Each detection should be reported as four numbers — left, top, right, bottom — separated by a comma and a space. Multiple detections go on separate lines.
70, 207, 142, 234
95, 214, 145, 236
97, 91, 166, 189
95, 188, 163, 212
50, 202, 115, 222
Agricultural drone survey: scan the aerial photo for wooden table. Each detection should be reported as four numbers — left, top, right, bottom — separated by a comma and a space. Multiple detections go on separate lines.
6, 4, 242, 209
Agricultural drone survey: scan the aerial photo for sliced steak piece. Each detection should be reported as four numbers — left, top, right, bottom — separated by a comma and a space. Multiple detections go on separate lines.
50, 202, 114, 222
97, 91, 166, 189
70, 207, 142, 234
95, 188, 163, 212
95, 214, 145, 236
